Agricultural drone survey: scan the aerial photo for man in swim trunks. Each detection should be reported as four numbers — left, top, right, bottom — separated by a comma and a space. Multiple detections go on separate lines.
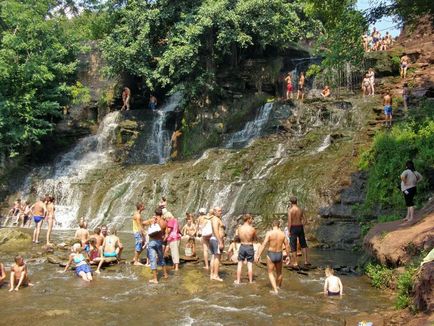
209, 207, 225, 282
400, 54, 410, 79
95, 227, 123, 274
234, 214, 257, 284
132, 202, 146, 266
143, 208, 168, 283
284, 72, 293, 100
256, 220, 290, 294
287, 196, 309, 267
74, 222, 90, 248
297, 72, 305, 101
9, 255, 33, 292
31, 197, 46, 244
383, 90, 393, 128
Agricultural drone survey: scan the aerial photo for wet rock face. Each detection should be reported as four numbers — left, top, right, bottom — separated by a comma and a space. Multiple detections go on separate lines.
315, 220, 361, 250
0, 229, 32, 250
413, 261, 434, 312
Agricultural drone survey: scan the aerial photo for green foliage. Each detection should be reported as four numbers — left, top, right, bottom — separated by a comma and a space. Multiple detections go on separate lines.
69, 82, 91, 106
377, 214, 401, 223
306, 64, 321, 78
396, 267, 417, 309
0, 0, 82, 156
359, 100, 434, 211
365, 262, 394, 288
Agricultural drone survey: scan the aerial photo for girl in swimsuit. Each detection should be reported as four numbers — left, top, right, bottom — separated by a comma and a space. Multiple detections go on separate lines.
63, 243, 93, 282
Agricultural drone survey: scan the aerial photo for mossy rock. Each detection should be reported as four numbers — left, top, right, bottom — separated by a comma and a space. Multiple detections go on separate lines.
0, 228, 32, 251
118, 119, 139, 130
182, 269, 203, 294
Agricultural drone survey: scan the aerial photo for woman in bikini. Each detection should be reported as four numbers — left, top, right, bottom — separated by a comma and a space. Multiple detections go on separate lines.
63, 243, 93, 282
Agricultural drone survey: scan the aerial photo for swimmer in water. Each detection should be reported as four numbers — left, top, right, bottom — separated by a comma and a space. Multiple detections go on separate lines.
234, 214, 257, 284
9, 255, 33, 292
256, 220, 290, 294
324, 267, 343, 296
63, 243, 93, 282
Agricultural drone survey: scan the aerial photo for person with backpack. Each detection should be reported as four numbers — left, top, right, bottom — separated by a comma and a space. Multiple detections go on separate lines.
198, 208, 213, 270
400, 160, 423, 223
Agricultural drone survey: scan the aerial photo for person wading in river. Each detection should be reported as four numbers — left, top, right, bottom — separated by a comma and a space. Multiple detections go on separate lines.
197, 208, 212, 269
210, 207, 225, 281
234, 214, 257, 284
31, 197, 46, 244
132, 202, 146, 266
45, 196, 56, 246
143, 208, 168, 284
95, 227, 123, 274
287, 196, 309, 267
256, 220, 290, 294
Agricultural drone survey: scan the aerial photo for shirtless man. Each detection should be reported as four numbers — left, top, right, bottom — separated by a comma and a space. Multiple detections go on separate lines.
74, 222, 89, 248
234, 214, 257, 284
400, 54, 410, 79
287, 196, 309, 267
89, 227, 104, 248
143, 208, 168, 283
321, 86, 331, 98
284, 72, 293, 100
297, 72, 305, 101
197, 208, 212, 269
383, 90, 393, 128
256, 220, 290, 294
46, 196, 56, 245
121, 87, 131, 111
22, 201, 32, 227
132, 202, 145, 266
209, 207, 225, 281
31, 197, 46, 244
95, 227, 123, 273
101, 225, 108, 238
9, 255, 33, 292
149, 95, 158, 110
181, 213, 197, 256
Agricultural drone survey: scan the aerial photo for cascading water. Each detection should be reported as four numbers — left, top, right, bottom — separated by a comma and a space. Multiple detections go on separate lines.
225, 102, 274, 148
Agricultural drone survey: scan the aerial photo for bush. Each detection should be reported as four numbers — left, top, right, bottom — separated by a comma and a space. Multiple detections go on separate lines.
365, 263, 394, 289
395, 267, 417, 309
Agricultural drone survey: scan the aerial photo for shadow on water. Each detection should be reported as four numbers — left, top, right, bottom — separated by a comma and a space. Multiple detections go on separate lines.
0, 230, 393, 326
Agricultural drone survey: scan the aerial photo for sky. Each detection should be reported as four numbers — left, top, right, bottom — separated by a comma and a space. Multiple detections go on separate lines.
356, 0, 402, 37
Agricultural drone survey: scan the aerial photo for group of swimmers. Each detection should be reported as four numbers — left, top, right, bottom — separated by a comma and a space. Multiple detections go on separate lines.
120, 86, 158, 111
284, 72, 305, 101
1, 196, 343, 296
362, 28, 393, 52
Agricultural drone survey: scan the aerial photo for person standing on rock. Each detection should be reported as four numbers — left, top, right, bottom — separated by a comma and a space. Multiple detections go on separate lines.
400, 160, 423, 223
46, 196, 56, 246
367, 68, 375, 96
285, 72, 293, 100
256, 220, 290, 294
132, 202, 146, 266
287, 196, 309, 267
362, 74, 371, 97
383, 90, 393, 128
198, 208, 212, 269
234, 214, 257, 284
31, 197, 46, 244
165, 211, 182, 271
121, 87, 131, 111
148, 94, 158, 110
400, 54, 410, 79
74, 221, 90, 249
210, 207, 225, 281
297, 72, 305, 101
143, 208, 168, 284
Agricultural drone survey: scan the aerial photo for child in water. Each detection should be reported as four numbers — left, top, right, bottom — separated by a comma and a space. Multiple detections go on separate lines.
0, 261, 6, 286
9, 255, 33, 292
324, 267, 343, 296
63, 243, 93, 282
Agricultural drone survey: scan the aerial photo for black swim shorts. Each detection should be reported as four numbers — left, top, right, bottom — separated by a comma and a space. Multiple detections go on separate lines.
403, 187, 417, 207
238, 244, 254, 263
289, 225, 308, 252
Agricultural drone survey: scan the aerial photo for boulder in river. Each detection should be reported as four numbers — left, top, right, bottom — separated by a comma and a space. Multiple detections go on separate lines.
413, 261, 434, 312
0, 228, 32, 250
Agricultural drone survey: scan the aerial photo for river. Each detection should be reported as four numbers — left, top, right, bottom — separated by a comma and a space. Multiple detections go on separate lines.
0, 229, 393, 326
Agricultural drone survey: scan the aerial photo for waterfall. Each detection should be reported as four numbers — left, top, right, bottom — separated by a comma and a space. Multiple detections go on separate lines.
225, 102, 273, 148
315, 134, 332, 153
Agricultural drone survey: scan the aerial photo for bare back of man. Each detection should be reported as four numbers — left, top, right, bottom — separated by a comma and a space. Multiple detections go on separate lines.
74, 228, 89, 246
235, 214, 257, 284
287, 197, 309, 267
31, 199, 46, 243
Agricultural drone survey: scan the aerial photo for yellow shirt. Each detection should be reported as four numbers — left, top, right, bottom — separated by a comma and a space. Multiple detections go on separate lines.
133, 218, 141, 233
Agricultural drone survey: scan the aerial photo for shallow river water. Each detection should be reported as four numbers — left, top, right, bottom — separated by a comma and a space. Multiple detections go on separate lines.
0, 230, 393, 326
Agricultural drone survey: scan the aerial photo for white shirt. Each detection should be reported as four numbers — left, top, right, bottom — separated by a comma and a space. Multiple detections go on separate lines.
401, 169, 422, 191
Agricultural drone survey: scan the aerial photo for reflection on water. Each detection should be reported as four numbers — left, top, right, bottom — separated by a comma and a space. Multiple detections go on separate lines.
0, 230, 392, 325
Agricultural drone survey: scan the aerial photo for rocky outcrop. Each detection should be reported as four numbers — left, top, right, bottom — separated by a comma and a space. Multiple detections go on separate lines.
364, 202, 434, 266
413, 261, 434, 312
0, 228, 32, 250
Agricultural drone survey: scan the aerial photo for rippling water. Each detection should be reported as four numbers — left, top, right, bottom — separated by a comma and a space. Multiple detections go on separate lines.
0, 230, 392, 325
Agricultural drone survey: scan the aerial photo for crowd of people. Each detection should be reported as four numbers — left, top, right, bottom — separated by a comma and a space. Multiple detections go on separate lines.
362, 28, 394, 52
0, 195, 345, 296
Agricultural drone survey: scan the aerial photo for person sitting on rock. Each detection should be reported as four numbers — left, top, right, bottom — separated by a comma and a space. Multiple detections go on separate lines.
227, 236, 241, 263
5, 198, 21, 226
95, 227, 123, 274
0, 261, 6, 286
88, 238, 100, 264
89, 227, 104, 249
182, 213, 197, 256
63, 243, 93, 282
324, 267, 343, 296
321, 86, 331, 98
9, 255, 33, 292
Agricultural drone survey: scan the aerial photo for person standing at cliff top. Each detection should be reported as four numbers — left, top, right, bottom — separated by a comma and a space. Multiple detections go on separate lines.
210, 207, 225, 281
46, 196, 56, 246
256, 220, 290, 294
285, 72, 293, 100
297, 72, 305, 101
400, 160, 423, 223
383, 90, 393, 128
234, 214, 257, 284
121, 87, 131, 111
31, 197, 46, 244
132, 202, 146, 266
149, 94, 158, 110
287, 196, 309, 267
